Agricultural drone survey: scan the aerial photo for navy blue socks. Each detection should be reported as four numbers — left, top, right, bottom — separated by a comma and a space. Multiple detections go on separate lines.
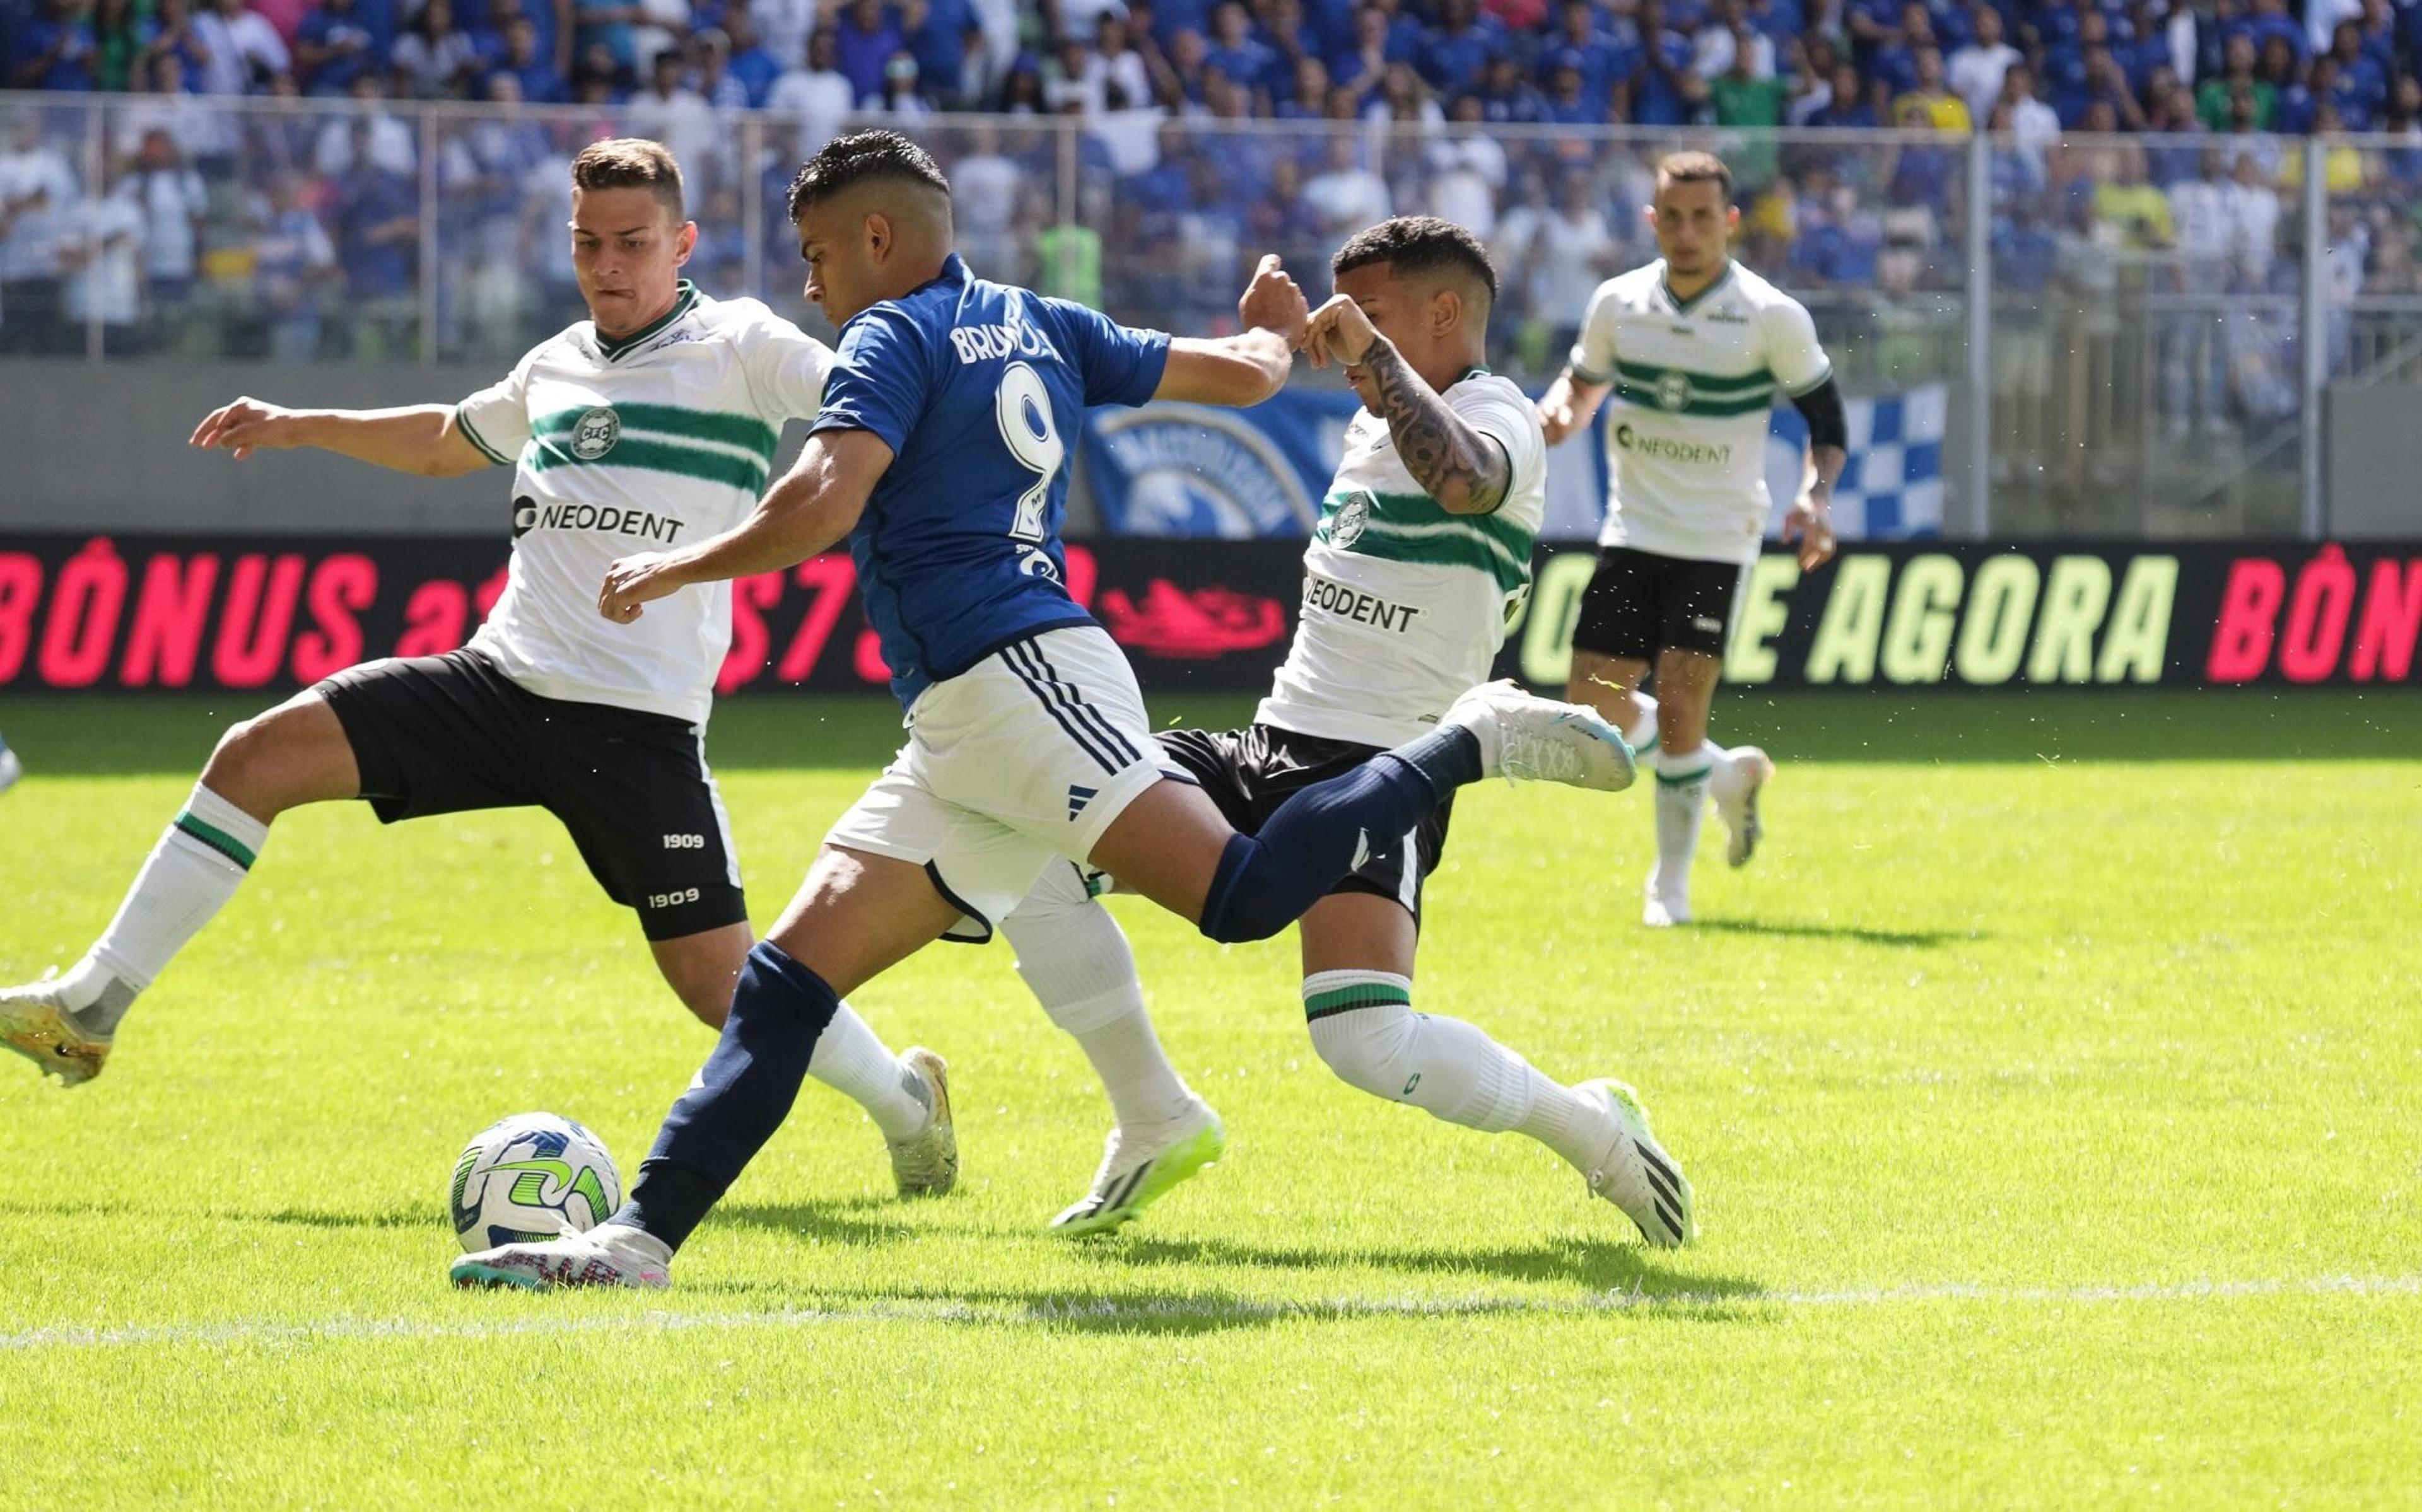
1197, 728, 1480, 944
612, 940, 840, 1252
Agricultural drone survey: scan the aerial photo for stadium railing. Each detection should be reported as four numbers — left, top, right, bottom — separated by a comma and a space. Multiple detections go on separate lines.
4, 89, 2416, 539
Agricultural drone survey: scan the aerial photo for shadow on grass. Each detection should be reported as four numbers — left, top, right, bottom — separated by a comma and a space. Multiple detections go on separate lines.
1088, 1231, 1760, 1296
1690, 919, 1975, 948
0, 1198, 432, 1231
711, 1195, 924, 1249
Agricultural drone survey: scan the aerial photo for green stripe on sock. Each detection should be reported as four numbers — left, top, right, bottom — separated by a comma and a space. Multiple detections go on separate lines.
175, 812, 256, 869
1303, 982, 1413, 1021
1654, 764, 1713, 789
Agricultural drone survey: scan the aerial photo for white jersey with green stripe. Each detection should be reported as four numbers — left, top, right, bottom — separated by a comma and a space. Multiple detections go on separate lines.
1255, 370, 1547, 749
452, 281, 832, 723
1569, 258, 1832, 566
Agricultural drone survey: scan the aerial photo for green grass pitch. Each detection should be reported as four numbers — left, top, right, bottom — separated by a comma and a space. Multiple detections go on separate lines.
1, 689, 2416, 1509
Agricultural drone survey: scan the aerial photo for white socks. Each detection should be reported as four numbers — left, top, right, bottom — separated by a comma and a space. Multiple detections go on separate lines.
1002, 864, 1195, 1131
62, 784, 270, 1031
1624, 694, 1659, 759
807, 1002, 933, 1142
1301, 971, 1602, 1172
1652, 746, 1716, 900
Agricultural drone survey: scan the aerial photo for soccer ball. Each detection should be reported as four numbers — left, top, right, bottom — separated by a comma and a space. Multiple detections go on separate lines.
447, 1112, 622, 1253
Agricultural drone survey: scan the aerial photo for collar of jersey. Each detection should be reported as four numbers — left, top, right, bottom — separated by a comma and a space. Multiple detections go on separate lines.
839, 255, 969, 335
1659, 261, 1733, 317
594, 280, 699, 361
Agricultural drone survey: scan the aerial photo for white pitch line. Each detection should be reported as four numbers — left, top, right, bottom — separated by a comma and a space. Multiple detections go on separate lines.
3, 1274, 2418, 1354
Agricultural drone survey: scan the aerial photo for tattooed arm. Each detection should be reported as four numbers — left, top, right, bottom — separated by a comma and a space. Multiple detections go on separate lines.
1301, 294, 1511, 516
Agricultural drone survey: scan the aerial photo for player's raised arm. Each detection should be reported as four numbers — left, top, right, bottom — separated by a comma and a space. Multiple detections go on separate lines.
599, 427, 893, 622
189, 398, 493, 477
1153, 254, 1310, 407
1301, 289, 1509, 517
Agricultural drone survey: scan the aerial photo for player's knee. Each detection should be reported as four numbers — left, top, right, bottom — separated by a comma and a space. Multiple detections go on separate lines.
1308, 1005, 1417, 1100
201, 716, 281, 805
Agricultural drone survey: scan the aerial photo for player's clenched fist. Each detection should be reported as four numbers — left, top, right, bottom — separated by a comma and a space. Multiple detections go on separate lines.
1238, 254, 1309, 347
600, 552, 686, 623
190, 397, 303, 461
1301, 293, 1381, 370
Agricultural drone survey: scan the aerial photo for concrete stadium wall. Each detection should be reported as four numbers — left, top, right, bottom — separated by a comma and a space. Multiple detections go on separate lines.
0, 360, 1093, 535
0, 359, 508, 534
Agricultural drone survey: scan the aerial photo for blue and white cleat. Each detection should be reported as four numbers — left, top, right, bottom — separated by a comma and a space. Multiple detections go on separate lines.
1577, 1078, 1697, 1248
450, 1223, 672, 1291
1051, 1096, 1226, 1237
1442, 680, 1637, 793
0, 740, 21, 796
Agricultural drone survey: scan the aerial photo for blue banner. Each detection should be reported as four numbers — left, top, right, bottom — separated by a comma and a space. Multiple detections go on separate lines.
1082, 383, 1948, 541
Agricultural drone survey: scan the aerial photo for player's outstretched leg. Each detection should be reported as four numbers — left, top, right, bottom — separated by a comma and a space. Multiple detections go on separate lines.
2, 694, 353, 1085
1002, 864, 1223, 1236
1297, 895, 1695, 1247
1179, 682, 1632, 946
452, 846, 963, 1290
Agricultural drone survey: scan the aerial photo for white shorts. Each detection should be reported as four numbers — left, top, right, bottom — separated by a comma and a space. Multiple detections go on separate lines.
824, 625, 1185, 941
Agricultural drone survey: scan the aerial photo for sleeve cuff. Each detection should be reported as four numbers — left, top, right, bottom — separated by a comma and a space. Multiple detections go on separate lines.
1782, 362, 1835, 398
454, 404, 513, 467
1569, 363, 1610, 387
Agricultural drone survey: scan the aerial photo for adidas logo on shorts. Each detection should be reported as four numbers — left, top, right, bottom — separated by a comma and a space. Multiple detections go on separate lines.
1067, 784, 1099, 819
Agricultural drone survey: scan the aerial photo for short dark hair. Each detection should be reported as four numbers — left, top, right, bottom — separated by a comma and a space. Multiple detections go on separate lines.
1656, 149, 1733, 202
1330, 215, 1499, 305
785, 129, 951, 221
571, 137, 685, 221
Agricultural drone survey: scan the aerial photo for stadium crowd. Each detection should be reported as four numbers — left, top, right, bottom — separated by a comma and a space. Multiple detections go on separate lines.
0, 0, 2413, 442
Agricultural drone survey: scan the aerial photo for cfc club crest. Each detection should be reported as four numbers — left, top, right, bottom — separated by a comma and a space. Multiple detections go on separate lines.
570, 405, 621, 460
1330, 491, 1374, 549
1654, 372, 1695, 412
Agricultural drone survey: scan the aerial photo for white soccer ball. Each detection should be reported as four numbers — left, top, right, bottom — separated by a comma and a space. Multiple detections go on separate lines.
447, 1112, 623, 1253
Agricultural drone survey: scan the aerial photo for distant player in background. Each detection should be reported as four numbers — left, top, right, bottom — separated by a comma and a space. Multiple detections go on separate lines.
1537, 151, 1846, 927
0, 141, 956, 1207
450, 132, 1635, 1291
1005, 217, 1694, 1247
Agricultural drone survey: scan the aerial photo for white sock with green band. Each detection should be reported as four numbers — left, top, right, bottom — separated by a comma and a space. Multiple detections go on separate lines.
61, 784, 271, 1029
1624, 694, 1659, 757
1302, 971, 1601, 1169
1652, 747, 1715, 902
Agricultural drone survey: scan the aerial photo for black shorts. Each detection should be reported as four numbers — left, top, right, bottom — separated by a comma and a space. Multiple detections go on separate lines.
316, 647, 746, 941
1155, 722, 1453, 924
1571, 545, 1746, 661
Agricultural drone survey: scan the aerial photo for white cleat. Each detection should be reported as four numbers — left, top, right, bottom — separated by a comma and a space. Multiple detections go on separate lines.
888, 1045, 959, 1197
1642, 870, 1692, 929
1441, 680, 1636, 792
450, 1223, 672, 1291
1051, 1096, 1227, 1237
1577, 1078, 1697, 1248
1712, 746, 1774, 868
0, 745, 20, 795
0, 975, 112, 1086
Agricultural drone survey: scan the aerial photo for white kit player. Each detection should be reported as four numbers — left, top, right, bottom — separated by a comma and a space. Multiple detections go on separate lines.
0, 141, 957, 1205
1002, 217, 1694, 1248
1537, 151, 1847, 927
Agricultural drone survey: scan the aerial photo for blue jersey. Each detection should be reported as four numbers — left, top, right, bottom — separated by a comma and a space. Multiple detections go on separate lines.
810, 255, 1171, 707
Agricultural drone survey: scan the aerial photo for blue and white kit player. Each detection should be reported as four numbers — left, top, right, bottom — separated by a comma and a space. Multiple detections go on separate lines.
450, 132, 1636, 1292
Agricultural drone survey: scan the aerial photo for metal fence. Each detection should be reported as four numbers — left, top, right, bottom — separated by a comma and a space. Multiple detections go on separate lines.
3, 89, 2415, 538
